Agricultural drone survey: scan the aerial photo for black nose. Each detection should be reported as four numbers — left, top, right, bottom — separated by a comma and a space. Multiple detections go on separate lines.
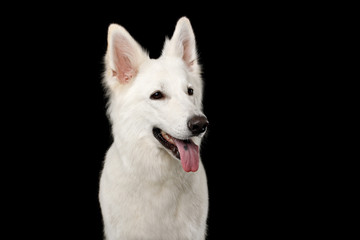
188, 115, 209, 135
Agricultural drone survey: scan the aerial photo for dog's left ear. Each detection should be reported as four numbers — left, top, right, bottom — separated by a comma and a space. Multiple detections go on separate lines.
105, 24, 148, 85
162, 17, 198, 72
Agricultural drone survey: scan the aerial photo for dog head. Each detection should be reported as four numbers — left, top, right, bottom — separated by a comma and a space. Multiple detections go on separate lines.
103, 17, 208, 172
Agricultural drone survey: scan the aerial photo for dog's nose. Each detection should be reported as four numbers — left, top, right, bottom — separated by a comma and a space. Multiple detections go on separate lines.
188, 116, 209, 135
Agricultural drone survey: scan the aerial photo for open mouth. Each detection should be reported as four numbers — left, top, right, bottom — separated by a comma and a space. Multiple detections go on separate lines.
153, 128, 181, 159
152, 127, 200, 172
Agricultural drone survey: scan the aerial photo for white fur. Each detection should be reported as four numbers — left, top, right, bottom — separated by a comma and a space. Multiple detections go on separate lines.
99, 17, 208, 240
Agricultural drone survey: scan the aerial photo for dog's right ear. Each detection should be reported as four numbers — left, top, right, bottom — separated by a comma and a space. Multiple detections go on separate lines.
105, 24, 148, 86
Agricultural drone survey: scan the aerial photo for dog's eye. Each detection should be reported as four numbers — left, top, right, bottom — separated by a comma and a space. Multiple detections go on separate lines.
187, 87, 194, 96
150, 91, 164, 100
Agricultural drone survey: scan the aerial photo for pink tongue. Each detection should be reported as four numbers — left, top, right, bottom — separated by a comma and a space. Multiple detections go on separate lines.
173, 139, 199, 172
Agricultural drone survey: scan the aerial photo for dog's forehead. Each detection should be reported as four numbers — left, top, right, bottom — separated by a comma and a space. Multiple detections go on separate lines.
138, 58, 189, 85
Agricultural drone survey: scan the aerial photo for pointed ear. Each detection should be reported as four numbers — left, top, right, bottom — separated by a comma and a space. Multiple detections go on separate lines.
106, 24, 148, 84
162, 17, 198, 71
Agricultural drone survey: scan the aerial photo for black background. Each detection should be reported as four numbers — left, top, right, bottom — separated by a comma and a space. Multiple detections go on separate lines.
4, 3, 318, 239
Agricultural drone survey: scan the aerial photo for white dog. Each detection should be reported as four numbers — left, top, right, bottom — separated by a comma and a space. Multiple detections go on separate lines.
99, 17, 209, 240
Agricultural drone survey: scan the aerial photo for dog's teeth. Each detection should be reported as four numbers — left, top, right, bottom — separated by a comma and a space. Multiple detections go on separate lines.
161, 131, 175, 144
165, 134, 174, 144
161, 131, 166, 137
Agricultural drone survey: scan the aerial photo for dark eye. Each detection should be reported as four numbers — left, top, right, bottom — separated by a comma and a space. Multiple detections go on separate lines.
150, 91, 164, 100
187, 87, 194, 96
